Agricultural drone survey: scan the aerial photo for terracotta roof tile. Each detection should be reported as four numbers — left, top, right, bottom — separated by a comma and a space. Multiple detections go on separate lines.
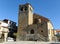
33, 13, 49, 22
55, 30, 60, 32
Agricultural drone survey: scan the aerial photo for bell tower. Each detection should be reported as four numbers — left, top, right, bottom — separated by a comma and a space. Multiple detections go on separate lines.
17, 3, 33, 41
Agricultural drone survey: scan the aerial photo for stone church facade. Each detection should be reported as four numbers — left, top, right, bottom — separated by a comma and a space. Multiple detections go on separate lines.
16, 3, 55, 41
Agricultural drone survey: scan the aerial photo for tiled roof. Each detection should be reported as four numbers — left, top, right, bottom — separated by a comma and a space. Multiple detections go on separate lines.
55, 30, 60, 32
33, 13, 50, 22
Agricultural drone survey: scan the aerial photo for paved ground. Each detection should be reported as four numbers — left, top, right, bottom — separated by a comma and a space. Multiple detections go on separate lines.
0, 41, 60, 44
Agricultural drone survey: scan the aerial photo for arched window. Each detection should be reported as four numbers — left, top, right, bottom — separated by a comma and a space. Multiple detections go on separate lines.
20, 7, 23, 11
30, 29, 34, 34
24, 6, 27, 11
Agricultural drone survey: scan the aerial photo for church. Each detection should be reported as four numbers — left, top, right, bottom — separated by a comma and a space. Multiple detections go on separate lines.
16, 3, 55, 41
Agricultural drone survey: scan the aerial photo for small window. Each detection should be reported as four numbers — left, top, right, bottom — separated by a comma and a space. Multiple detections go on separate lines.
20, 7, 23, 11
25, 8, 27, 11
41, 30, 43, 32
25, 6, 27, 11
30, 29, 34, 34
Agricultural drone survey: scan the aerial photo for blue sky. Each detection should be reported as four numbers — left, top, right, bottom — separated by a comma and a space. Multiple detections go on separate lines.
0, 0, 60, 29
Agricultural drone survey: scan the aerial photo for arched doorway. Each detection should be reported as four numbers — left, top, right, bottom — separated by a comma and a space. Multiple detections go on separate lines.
30, 29, 34, 34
